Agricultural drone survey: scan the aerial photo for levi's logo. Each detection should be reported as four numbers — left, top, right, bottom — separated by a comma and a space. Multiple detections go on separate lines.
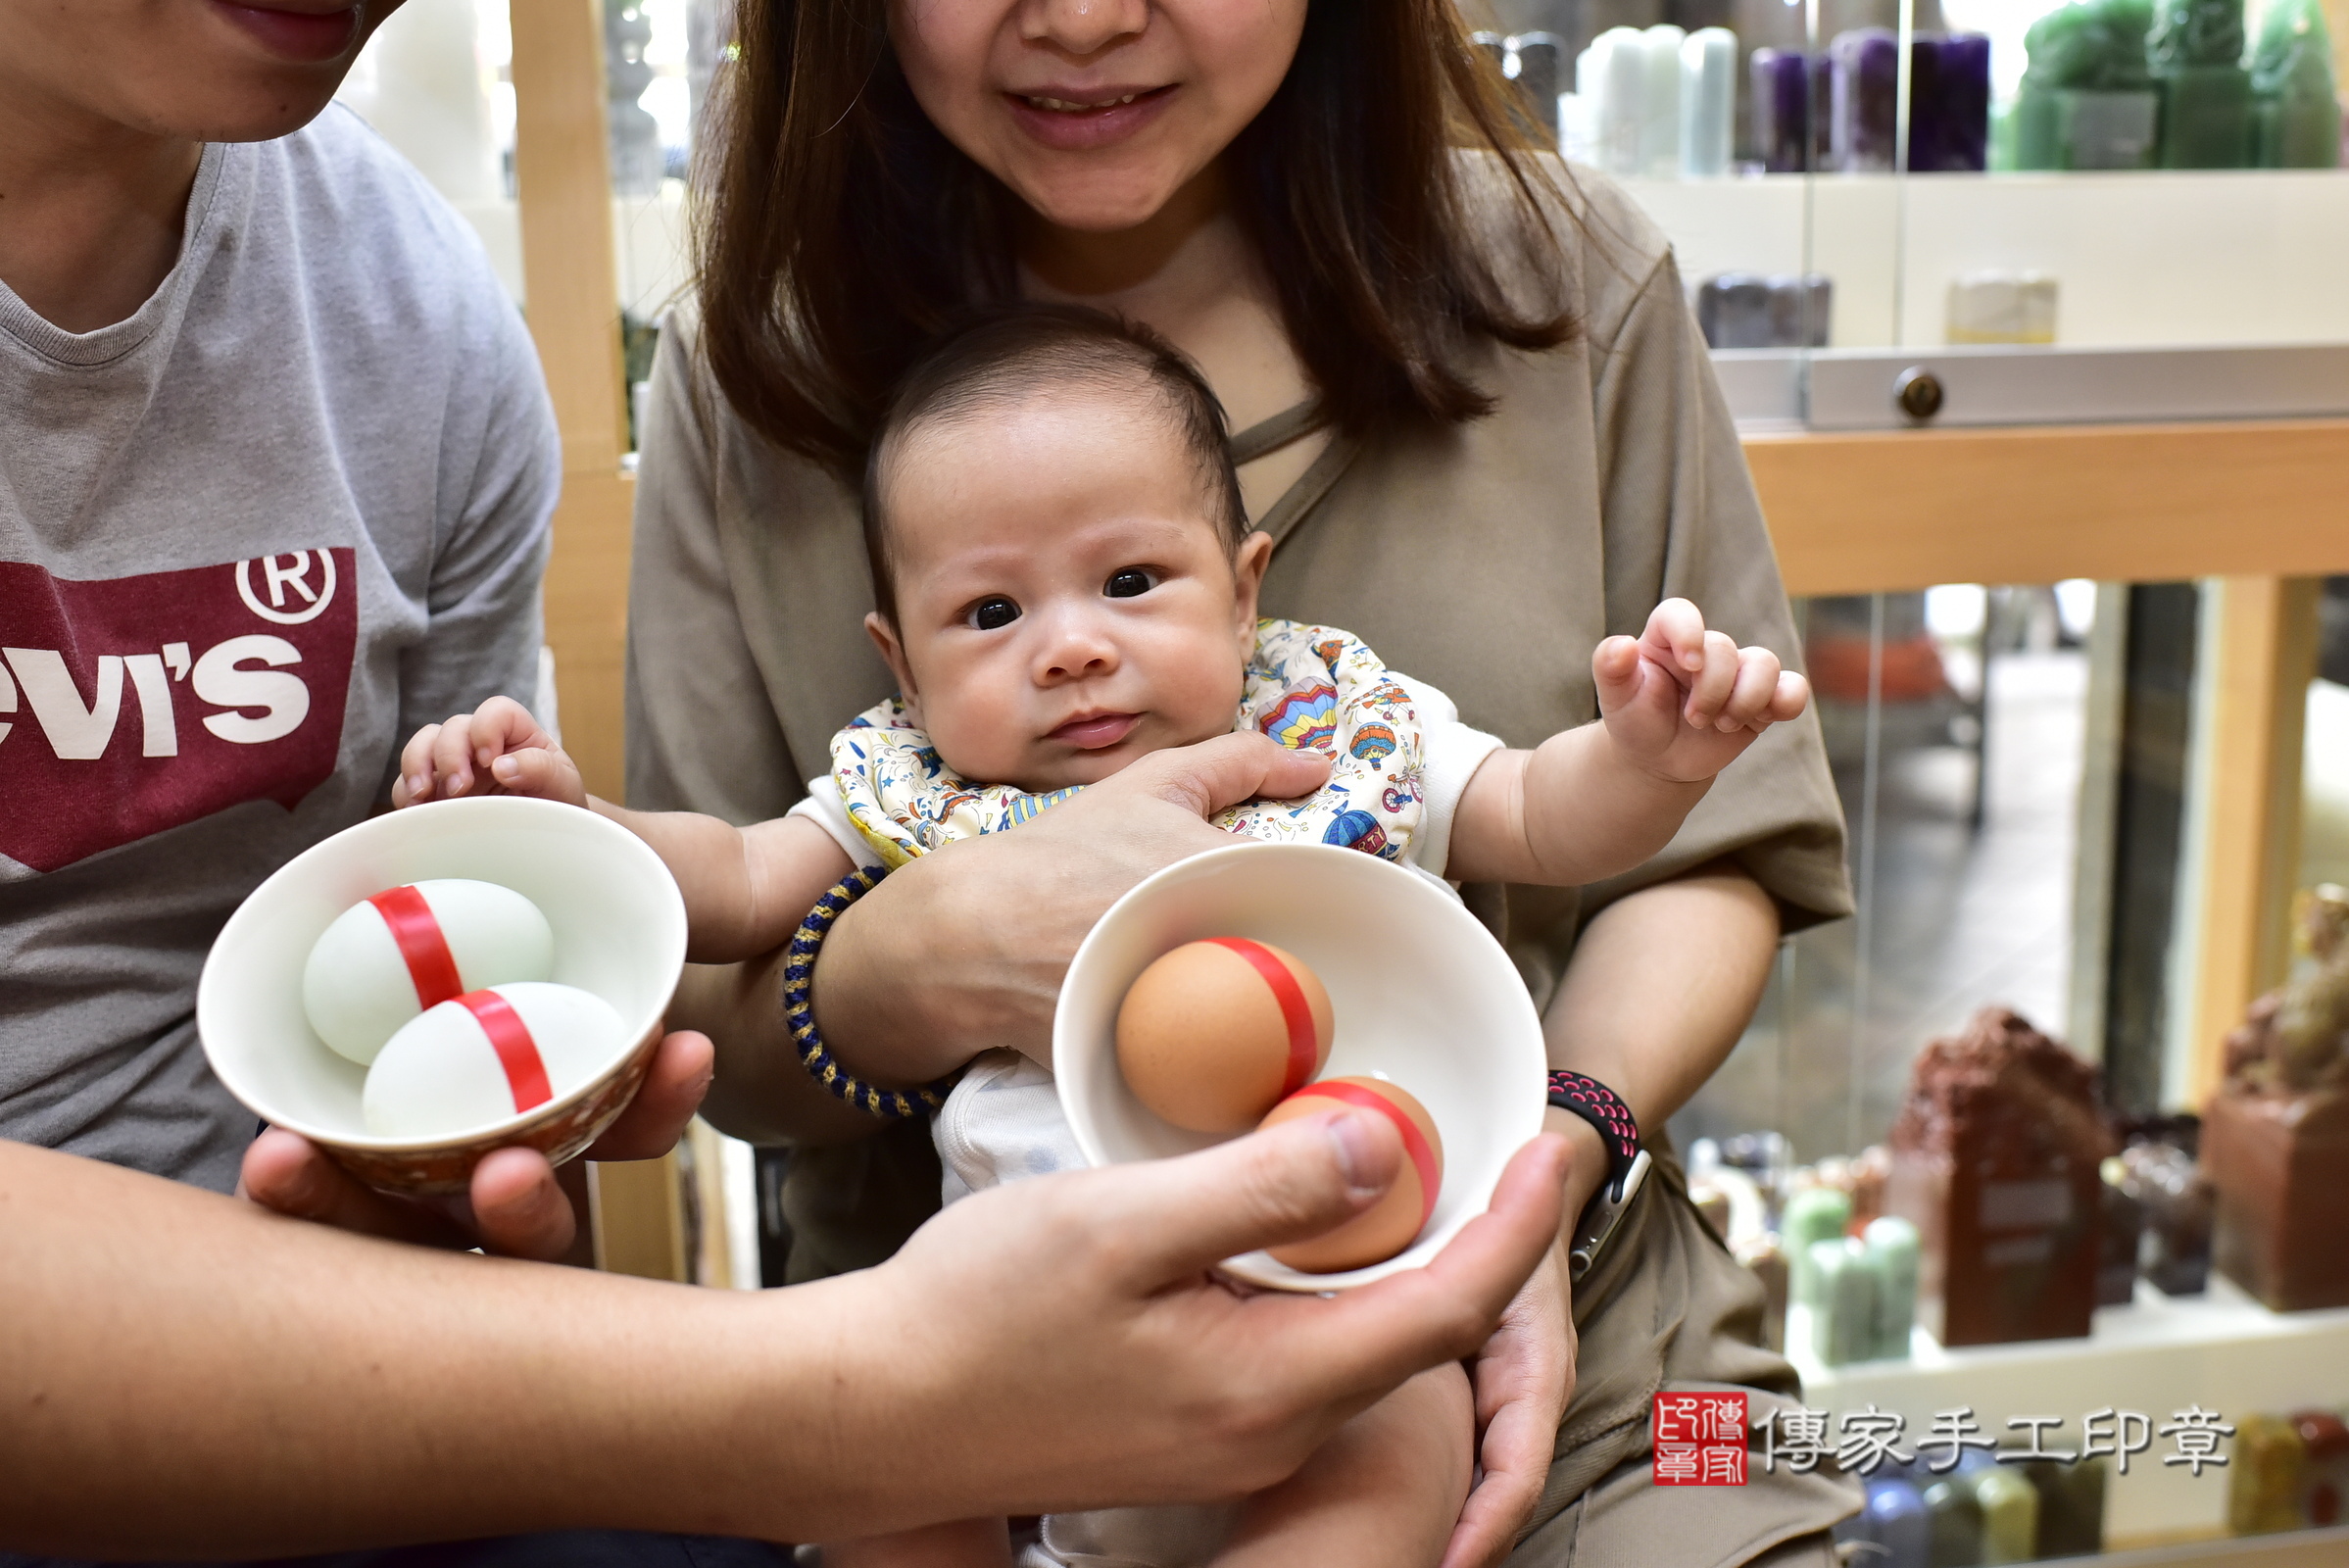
0, 550, 356, 872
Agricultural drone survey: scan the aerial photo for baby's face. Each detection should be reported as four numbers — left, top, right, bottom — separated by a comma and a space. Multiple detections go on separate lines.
868, 389, 1266, 793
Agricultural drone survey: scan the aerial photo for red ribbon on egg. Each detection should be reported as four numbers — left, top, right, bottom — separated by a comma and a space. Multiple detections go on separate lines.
367, 885, 465, 1012
453, 990, 554, 1112
1206, 936, 1320, 1099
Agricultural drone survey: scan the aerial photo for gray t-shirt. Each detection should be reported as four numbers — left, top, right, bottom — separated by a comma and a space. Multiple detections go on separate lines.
0, 106, 557, 1192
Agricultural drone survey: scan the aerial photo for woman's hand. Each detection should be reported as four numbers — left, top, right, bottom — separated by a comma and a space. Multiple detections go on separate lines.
811, 731, 1330, 1079
236, 1028, 714, 1259
1438, 1120, 1596, 1568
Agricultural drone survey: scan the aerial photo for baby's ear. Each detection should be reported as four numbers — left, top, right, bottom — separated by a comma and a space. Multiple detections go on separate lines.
1231, 531, 1273, 637
864, 612, 920, 718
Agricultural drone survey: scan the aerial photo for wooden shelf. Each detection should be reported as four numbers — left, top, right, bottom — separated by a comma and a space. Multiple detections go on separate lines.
1750, 419, 2349, 597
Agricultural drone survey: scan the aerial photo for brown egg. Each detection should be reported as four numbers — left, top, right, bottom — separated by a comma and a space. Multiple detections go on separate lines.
1259, 1077, 1444, 1273
1116, 938, 1334, 1133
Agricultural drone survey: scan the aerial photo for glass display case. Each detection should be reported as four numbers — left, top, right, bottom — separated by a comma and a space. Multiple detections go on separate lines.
1439, 11, 2344, 1561
342, 4, 2349, 1553
1479, 0, 2346, 335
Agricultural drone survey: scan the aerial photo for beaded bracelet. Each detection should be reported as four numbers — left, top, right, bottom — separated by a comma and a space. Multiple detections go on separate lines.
781, 866, 957, 1120
1544, 1069, 1641, 1200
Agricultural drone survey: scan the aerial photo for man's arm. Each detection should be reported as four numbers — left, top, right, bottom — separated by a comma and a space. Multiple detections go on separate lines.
4, 1121, 1569, 1558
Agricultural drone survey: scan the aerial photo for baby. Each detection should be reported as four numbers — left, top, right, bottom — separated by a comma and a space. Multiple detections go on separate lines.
400, 305, 1808, 1567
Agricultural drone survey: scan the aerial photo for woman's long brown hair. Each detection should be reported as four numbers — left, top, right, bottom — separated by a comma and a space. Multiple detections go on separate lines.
694, 2, 1579, 479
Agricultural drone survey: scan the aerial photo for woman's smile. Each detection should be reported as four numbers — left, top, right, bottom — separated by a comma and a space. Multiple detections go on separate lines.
1003, 83, 1179, 153
889, 0, 1305, 238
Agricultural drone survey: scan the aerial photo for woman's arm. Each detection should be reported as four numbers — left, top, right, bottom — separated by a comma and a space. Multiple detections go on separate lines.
1542, 859, 1783, 1219
683, 735, 1325, 1136
1436, 860, 1780, 1568
678, 950, 902, 1146
806, 732, 1329, 1085
2, 1119, 1567, 1558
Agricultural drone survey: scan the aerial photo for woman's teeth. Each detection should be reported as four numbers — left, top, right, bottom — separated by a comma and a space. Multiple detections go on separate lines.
1025, 94, 1142, 111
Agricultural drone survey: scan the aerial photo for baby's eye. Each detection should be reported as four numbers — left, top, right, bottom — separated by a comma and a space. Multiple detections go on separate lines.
1104, 568, 1157, 600
968, 597, 1021, 631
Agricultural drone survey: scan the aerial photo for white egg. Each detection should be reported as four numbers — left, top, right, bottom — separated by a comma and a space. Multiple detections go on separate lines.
362, 981, 628, 1140
303, 879, 555, 1065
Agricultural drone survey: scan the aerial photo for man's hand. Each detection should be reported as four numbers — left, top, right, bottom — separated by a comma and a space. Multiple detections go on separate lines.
393, 695, 587, 808
821, 1116, 1576, 1530
1592, 599, 1809, 785
2, 1110, 1568, 1557
237, 1028, 713, 1259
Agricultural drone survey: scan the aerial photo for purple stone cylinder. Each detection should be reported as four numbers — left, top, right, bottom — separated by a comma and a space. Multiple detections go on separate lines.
1752, 48, 1830, 172
1831, 27, 1901, 171
1911, 32, 1991, 171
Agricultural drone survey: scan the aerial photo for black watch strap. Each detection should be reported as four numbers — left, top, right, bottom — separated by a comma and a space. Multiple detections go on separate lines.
1545, 1069, 1640, 1200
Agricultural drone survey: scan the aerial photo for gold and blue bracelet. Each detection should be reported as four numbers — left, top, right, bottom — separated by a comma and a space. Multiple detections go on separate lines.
781, 866, 956, 1120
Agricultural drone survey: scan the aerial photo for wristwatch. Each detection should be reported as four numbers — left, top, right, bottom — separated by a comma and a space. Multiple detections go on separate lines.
1546, 1069, 1649, 1282
1566, 1150, 1651, 1282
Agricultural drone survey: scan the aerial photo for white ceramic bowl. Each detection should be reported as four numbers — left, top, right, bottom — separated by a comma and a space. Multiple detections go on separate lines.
1054, 841, 1547, 1290
199, 796, 687, 1196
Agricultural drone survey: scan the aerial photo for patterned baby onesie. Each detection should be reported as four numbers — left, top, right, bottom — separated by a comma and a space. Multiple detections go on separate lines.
786, 619, 1501, 1568
815, 619, 1491, 869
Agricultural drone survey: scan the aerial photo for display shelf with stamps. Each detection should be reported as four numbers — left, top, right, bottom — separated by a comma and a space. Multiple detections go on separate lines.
1677, 568, 2349, 1560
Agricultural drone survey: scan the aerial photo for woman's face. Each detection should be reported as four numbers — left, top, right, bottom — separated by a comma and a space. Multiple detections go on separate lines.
889, 0, 1308, 235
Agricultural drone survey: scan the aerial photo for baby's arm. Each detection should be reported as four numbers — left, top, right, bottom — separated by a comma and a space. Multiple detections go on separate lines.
397, 698, 852, 965
1445, 599, 1809, 888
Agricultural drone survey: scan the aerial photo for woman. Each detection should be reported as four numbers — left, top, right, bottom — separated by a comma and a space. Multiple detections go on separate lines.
629, 2, 1857, 1564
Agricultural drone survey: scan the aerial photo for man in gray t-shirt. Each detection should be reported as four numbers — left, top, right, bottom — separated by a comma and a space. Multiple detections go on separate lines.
1, 102, 555, 1194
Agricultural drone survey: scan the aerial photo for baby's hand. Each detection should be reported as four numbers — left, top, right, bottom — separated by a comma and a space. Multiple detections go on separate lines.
393, 696, 588, 809
1593, 599, 1810, 784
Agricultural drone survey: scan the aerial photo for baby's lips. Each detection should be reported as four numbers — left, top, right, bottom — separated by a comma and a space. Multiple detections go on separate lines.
1049, 711, 1142, 750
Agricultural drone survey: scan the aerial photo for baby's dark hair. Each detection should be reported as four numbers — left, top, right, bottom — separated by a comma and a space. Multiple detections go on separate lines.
861, 304, 1249, 625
